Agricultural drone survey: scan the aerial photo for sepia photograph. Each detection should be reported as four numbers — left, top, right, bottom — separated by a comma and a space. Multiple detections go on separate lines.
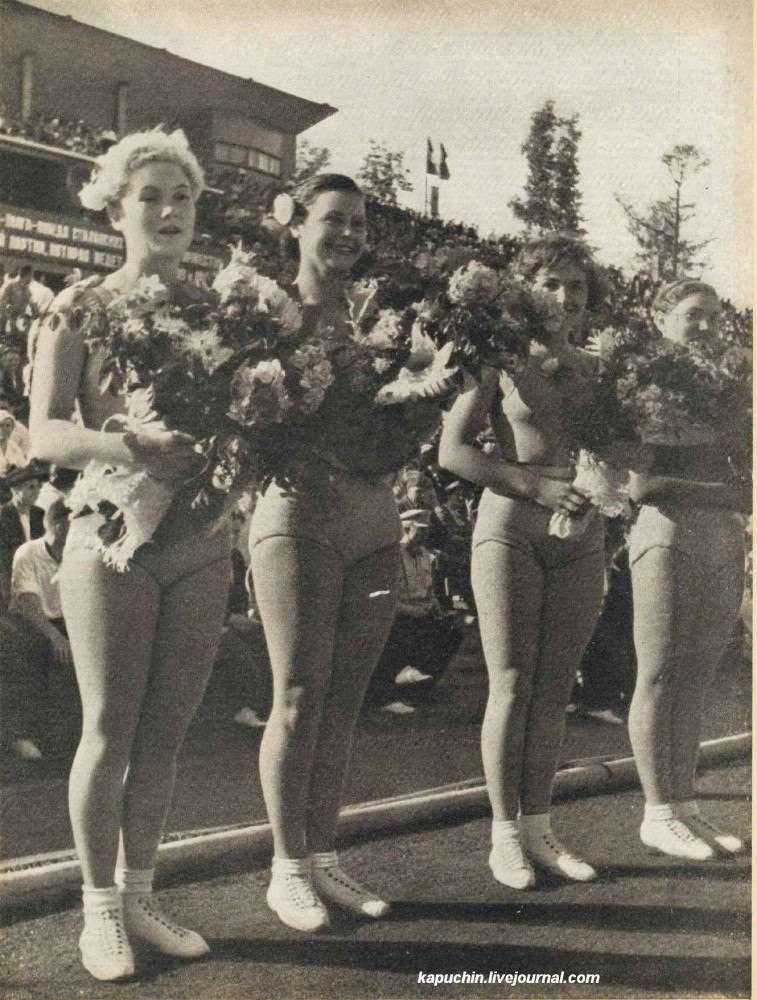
0, 0, 751, 997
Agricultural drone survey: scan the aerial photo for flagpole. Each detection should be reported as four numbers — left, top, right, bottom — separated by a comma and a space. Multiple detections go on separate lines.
424, 160, 428, 216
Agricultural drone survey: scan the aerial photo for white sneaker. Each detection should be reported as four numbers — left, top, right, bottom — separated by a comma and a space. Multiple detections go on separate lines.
266, 869, 329, 932
122, 893, 209, 958
233, 707, 268, 728
584, 709, 625, 726
379, 701, 415, 715
312, 863, 390, 918
79, 904, 135, 981
489, 839, 536, 889
523, 830, 597, 882
10, 738, 42, 759
640, 818, 715, 860
679, 814, 744, 855
395, 666, 433, 685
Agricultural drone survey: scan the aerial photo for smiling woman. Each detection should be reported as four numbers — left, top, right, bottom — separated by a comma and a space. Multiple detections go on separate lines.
29, 128, 232, 982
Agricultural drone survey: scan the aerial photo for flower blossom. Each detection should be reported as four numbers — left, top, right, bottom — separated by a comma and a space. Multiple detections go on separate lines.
228, 359, 293, 426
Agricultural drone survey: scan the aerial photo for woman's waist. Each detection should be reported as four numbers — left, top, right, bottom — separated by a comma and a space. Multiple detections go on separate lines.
633, 503, 746, 539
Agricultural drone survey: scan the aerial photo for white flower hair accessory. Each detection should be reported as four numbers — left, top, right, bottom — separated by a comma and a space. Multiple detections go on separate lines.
78, 127, 204, 212
272, 192, 298, 226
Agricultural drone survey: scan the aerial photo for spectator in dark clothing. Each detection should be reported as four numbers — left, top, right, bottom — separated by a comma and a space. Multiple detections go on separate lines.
0, 461, 47, 610
365, 509, 464, 713
1, 497, 74, 758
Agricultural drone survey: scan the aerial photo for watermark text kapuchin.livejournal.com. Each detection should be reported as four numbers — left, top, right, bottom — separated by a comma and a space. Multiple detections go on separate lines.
418, 971, 601, 986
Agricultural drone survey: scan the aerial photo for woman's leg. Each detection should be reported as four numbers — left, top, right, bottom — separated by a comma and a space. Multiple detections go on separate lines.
60, 549, 159, 888
250, 536, 343, 859
305, 543, 400, 853
471, 539, 543, 822
628, 546, 681, 807
119, 555, 231, 870
520, 549, 605, 815
669, 552, 745, 803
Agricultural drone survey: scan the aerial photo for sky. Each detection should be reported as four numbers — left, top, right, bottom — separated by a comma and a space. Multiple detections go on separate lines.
24, 0, 753, 305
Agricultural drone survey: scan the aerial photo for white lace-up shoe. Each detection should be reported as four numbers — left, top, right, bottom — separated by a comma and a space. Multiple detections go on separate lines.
489, 838, 536, 889
523, 830, 597, 881
122, 893, 209, 958
266, 867, 330, 932
311, 859, 390, 918
79, 903, 135, 981
640, 817, 715, 860
677, 814, 744, 855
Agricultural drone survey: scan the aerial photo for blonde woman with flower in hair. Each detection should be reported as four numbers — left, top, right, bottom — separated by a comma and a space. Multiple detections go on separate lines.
30, 129, 232, 981
248, 175, 400, 932
439, 234, 607, 890
627, 278, 748, 860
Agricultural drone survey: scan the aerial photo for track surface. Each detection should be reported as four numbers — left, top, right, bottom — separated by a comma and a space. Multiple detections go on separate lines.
0, 763, 750, 999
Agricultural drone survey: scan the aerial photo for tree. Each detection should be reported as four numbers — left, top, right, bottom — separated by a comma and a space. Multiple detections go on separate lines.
357, 141, 413, 206
510, 101, 585, 234
294, 139, 331, 185
616, 144, 712, 281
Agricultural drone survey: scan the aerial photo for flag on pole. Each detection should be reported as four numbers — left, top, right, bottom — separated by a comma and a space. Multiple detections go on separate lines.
439, 143, 450, 180
426, 138, 437, 175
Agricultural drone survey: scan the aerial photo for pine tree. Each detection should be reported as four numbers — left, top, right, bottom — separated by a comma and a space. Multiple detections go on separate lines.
510, 101, 585, 234
510, 100, 558, 231
616, 144, 712, 280
552, 114, 584, 234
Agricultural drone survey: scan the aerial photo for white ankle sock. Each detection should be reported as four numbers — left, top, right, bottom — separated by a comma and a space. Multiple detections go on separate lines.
492, 820, 520, 842
82, 885, 121, 911
116, 867, 154, 895
644, 803, 675, 822
310, 850, 339, 870
272, 856, 310, 876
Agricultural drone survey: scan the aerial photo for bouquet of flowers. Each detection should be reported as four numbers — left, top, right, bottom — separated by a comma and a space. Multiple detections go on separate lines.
435, 260, 559, 378
584, 323, 752, 463
67, 246, 334, 569
303, 280, 458, 478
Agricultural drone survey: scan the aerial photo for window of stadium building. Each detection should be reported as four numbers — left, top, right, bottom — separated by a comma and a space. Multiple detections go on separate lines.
213, 142, 281, 176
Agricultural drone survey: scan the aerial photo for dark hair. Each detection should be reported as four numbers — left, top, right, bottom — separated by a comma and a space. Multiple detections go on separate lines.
279, 174, 364, 261
652, 278, 718, 316
515, 233, 607, 311
18, 264, 33, 280
46, 496, 70, 529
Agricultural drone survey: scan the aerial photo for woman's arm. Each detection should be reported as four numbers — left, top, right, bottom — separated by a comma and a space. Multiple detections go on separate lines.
29, 308, 201, 482
29, 310, 135, 470
629, 471, 748, 512
438, 369, 589, 514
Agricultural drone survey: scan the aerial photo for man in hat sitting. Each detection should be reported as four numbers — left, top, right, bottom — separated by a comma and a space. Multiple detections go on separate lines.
365, 508, 464, 714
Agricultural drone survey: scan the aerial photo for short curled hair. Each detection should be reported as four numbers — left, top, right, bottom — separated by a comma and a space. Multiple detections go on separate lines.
515, 232, 607, 311
278, 174, 364, 260
652, 278, 718, 316
78, 127, 204, 212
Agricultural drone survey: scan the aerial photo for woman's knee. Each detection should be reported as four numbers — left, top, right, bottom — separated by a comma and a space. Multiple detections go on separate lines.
270, 681, 327, 731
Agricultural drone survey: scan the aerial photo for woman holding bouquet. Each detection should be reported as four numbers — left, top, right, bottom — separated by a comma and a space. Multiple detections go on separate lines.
248, 174, 401, 932
30, 130, 231, 980
439, 234, 606, 889
627, 279, 747, 859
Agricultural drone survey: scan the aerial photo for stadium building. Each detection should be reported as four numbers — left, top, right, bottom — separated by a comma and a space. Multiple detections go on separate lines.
0, 0, 336, 286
